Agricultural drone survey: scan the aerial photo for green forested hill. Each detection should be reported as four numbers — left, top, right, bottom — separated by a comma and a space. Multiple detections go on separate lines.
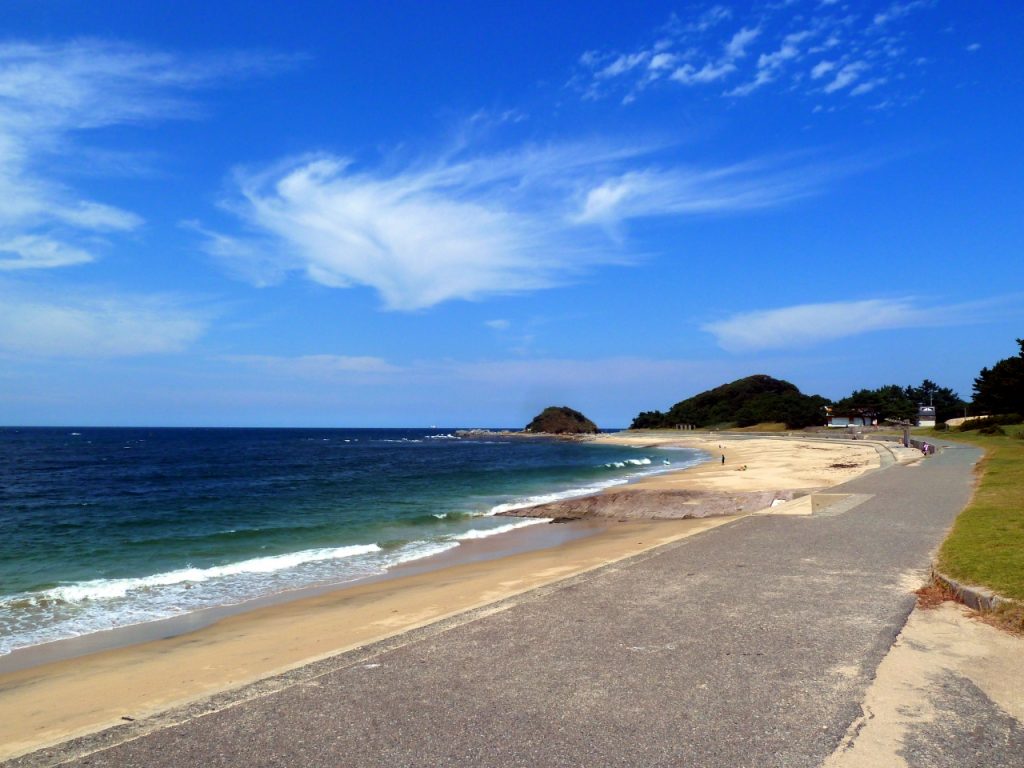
631, 375, 828, 430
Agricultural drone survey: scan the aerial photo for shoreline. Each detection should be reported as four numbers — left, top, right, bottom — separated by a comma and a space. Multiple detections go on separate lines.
499, 431, 885, 520
0, 442, 706, 673
0, 516, 736, 760
0, 517, 592, 676
0, 433, 886, 760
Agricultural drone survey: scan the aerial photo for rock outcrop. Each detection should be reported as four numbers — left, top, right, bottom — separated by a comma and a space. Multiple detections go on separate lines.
497, 488, 800, 521
525, 406, 598, 435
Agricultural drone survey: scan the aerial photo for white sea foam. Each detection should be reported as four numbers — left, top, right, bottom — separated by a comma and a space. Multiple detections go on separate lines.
0, 445, 710, 657
603, 457, 652, 468
44, 543, 382, 603
487, 451, 706, 515
382, 540, 459, 565
486, 478, 630, 515
453, 518, 551, 540
0, 539, 463, 656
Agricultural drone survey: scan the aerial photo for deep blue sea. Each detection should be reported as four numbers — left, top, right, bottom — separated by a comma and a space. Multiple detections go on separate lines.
0, 427, 704, 655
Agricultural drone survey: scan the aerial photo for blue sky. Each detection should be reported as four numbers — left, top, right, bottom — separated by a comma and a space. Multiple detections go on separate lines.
1, 0, 1021, 427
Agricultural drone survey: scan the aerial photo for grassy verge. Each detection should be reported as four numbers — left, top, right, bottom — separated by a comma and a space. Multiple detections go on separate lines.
930, 425, 1024, 602
731, 422, 788, 432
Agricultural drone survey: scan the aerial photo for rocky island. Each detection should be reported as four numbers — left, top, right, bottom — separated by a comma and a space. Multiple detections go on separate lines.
524, 406, 598, 434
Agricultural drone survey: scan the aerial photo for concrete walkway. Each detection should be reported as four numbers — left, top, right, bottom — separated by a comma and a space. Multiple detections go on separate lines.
10, 440, 1023, 767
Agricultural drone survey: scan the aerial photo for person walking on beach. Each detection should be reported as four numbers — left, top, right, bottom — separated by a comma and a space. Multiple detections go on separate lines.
721, 454, 725, 465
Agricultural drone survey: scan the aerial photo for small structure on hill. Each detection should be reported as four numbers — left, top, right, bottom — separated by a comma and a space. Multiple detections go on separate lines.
525, 406, 598, 434
824, 406, 877, 428
917, 405, 937, 427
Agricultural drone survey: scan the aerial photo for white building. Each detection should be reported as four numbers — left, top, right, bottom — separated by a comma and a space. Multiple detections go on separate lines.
917, 405, 937, 428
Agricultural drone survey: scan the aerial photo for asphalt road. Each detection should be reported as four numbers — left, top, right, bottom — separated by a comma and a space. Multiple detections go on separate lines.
11, 440, 1005, 768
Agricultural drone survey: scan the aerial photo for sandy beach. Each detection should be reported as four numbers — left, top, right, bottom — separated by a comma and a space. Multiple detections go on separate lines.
593, 431, 885, 491
0, 433, 890, 761
499, 432, 887, 520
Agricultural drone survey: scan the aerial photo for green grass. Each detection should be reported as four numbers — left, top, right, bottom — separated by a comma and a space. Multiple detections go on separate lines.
731, 422, 789, 432
932, 425, 1024, 601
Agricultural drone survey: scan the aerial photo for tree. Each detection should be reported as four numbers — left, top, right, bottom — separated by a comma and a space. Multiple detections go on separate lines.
833, 385, 916, 423
630, 410, 668, 429
973, 339, 1024, 416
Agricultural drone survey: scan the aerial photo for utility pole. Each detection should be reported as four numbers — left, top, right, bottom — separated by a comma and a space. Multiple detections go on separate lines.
884, 418, 913, 447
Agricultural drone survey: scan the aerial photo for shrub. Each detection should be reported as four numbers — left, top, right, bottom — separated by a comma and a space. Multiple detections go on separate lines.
959, 414, 1022, 431
979, 425, 1007, 435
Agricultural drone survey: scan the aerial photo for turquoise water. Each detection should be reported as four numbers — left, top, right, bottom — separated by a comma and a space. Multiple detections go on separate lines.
0, 427, 705, 654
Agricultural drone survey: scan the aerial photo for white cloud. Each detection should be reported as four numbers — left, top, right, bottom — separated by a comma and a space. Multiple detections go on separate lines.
225, 354, 400, 377
729, 29, 816, 98
873, 1, 930, 26
580, 20, 759, 98
207, 144, 835, 310
671, 61, 737, 85
214, 153, 589, 310
0, 285, 208, 357
575, 4, 934, 107
726, 75, 769, 97
784, 30, 815, 46
725, 27, 762, 59
671, 26, 761, 89
598, 52, 650, 79
0, 40, 274, 270
571, 158, 824, 225
702, 297, 940, 352
966, 43, 981, 52
648, 52, 678, 71
0, 235, 92, 270
811, 60, 837, 79
485, 319, 511, 330
450, 356, 724, 389
757, 43, 800, 72
850, 78, 887, 96
52, 201, 143, 232
824, 62, 868, 93
690, 6, 734, 33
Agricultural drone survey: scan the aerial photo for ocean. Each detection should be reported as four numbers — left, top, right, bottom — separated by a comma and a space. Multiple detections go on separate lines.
0, 427, 705, 657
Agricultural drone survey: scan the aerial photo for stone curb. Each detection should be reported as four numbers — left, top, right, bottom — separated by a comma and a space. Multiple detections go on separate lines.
930, 566, 1019, 612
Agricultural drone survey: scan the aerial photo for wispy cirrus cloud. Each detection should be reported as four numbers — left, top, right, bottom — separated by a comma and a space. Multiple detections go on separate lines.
702, 295, 1013, 352
873, 1, 932, 26
570, 156, 824, 226
0, 283, 209, 357
0, 235, 93, 270
225, 354, 401, 377
0, 40, 285, 271
573, 1, 936, 108
222, 351, 748, 401
200, 144, 843, 310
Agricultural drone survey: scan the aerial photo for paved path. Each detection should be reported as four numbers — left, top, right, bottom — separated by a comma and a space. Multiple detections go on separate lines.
11, 440, 1019, 768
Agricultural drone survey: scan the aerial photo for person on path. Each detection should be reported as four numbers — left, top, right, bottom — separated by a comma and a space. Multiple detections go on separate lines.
721, 454, 725, 465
